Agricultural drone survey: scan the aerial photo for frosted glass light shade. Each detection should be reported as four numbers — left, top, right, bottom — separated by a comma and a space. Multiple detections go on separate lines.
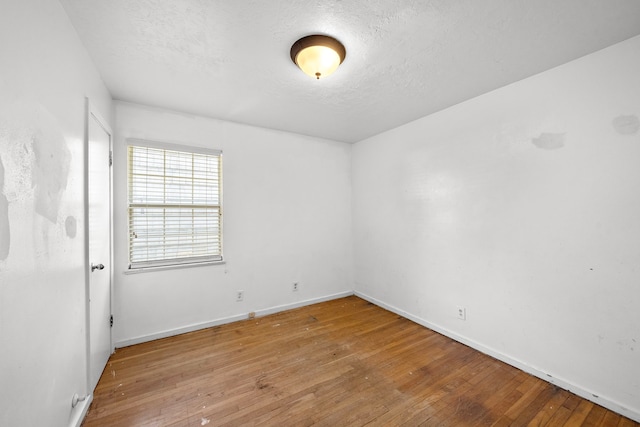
291, 35, 346, 80
295, 45, 341, 79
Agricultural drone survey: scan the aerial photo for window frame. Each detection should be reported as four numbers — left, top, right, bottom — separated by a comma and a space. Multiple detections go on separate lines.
126, 138, 223, 271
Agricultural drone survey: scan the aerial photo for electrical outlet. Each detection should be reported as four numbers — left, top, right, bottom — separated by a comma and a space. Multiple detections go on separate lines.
457, 306, 466, 321
292, 282, 299, 292
236, 290, 244, 302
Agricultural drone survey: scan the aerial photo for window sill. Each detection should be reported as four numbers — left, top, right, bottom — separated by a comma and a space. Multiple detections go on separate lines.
123, 260, 226, 274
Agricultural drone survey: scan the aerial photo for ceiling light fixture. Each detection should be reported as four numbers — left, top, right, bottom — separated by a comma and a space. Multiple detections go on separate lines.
290, 35, 346, 80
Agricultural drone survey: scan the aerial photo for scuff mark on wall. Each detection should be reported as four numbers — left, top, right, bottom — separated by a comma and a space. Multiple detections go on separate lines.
612, 114, 640, 135
531, 132, 565, 150
0, 124, 33, 205
65, 216, 77, 239
0, 156, 10, 261
32, 126, 71, 223
2, 99, 73, 225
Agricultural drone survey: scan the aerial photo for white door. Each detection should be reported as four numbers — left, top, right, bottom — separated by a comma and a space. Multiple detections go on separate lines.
87, 104, 113, 391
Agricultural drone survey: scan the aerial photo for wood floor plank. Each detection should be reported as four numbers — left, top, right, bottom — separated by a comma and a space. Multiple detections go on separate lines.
526, 387, 571, 426
582, 405, 609, 427
82, 296, 638, 427
597, 411, 622, 427
545, 406, 576, 427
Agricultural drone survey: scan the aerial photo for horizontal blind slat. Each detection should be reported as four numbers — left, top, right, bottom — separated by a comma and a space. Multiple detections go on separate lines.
128, 144, 223, 268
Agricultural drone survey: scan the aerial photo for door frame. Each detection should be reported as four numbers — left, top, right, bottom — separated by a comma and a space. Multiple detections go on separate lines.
83, 97, 114, 395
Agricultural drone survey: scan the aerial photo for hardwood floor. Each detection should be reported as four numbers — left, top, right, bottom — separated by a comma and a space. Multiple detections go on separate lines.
83, 296, 638, 426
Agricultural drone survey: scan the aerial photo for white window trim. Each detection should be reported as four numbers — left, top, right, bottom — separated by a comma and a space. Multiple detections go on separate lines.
126, 138, 223, 272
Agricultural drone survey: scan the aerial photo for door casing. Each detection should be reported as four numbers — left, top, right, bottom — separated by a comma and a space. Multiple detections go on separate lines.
84, 98, 114, 394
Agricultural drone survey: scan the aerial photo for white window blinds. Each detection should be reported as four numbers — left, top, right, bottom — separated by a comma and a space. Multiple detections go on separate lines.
127, 142, 223, 269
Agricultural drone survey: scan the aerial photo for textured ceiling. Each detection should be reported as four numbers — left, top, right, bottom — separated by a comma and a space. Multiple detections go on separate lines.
59, 0, 640, 143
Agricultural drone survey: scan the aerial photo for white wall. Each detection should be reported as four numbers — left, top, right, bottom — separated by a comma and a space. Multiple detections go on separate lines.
0, 1, 113, 426
352, 35, 640, 420
113, 102, 353, 346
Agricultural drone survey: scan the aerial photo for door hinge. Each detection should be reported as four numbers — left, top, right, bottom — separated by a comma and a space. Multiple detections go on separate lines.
110, 315, 114, 328
109, 151, 113, 166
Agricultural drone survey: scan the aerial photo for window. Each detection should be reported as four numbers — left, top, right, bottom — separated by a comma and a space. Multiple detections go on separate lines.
127, 140, 222, 269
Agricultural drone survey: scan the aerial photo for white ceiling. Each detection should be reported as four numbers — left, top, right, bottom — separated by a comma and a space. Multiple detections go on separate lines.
60, 0, 640, 143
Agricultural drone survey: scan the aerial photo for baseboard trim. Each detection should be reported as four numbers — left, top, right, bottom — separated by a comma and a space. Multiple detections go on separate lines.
354, 291, 640, 423
252, 291, 354, 318
69, 394, 93, 427
115, 291, 354, 349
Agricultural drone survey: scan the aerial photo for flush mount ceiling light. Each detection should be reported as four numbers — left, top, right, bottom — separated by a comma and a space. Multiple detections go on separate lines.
290, 35, 346, 80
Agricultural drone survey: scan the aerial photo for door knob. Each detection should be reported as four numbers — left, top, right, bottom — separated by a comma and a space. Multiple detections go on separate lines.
91, 263, 105, 272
